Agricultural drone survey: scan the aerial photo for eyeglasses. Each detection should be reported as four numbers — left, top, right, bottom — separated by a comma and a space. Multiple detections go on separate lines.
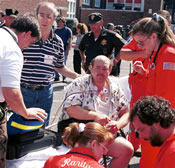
137, 36, 150, 47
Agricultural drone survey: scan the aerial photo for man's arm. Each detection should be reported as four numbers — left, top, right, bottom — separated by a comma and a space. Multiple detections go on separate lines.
55, 66, 79, 79
65, 37, 72, 56
117, 108, 129, 129
2, 87, 47, 122
105, 108, 129, 134
66, 105, 111, 126
79, 50, 86, 70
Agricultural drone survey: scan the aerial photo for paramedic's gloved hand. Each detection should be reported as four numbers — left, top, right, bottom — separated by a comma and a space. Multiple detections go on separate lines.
25, 108, 47, 122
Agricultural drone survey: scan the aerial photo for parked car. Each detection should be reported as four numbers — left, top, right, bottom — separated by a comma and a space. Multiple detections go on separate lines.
65, 17, 79, 35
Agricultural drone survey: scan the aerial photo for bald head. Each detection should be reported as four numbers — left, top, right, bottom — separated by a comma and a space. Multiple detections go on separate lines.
91, 55, 112, 68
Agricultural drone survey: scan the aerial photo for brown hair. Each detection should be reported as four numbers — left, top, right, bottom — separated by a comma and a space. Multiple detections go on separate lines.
157, 10, 172, 25
76, 23, 88, 34
62, 122, 114, 148
131, 13, 175, 47
35, 1, 58, 18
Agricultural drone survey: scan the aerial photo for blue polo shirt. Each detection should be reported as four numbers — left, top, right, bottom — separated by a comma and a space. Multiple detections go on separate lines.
55, 27, 72, 50
21, 29, 64, 87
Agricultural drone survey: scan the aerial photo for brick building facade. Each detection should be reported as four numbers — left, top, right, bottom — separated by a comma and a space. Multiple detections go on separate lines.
77, 0, 163, 27
0, 0, 68, 17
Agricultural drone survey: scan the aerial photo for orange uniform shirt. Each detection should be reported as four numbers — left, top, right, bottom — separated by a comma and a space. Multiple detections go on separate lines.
124, 37, 147, 150
154, 134, 175, 168
139, 44, 175, 168
145, 44, 175, 108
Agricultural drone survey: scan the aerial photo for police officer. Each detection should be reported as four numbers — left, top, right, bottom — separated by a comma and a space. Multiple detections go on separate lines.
4, 8, 18, 27
79, 12, 125, 73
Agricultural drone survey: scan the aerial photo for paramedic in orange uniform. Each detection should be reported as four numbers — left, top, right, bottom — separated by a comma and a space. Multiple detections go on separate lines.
119, 9, 174, 159
120, 37, 149, 152
130, 13, 175, 168
130, 96, 175, 168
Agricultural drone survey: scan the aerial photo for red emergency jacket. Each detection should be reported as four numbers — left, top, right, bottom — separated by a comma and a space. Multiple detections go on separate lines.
44, 147, 104, 168
154, 134, 175, 168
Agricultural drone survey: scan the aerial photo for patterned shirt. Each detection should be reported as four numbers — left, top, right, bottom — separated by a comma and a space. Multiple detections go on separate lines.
21, 29, 64, 87
60, 75, 128, 121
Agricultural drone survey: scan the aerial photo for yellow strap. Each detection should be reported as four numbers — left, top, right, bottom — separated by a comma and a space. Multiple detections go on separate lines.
11, 121, 43, 130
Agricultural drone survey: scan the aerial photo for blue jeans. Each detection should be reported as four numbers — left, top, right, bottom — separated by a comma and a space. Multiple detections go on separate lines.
21, 84, 53, 127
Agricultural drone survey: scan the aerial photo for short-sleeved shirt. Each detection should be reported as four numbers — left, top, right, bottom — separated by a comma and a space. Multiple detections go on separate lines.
60, 75, 128, 121
21, 29, 64, 87
79, 27, 125, 67
0, 27, 23, 102
123, 36, 145, 64
55, 27, 72, 50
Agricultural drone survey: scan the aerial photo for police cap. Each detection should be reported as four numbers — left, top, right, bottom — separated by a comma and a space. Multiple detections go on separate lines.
5, 8, 19, 18
88, 12, 103, 24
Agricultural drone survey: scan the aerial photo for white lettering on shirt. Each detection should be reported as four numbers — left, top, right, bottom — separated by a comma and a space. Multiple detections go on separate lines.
61, 158, 94, 168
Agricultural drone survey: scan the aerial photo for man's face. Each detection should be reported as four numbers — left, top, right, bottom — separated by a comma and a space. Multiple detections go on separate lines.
133, 116, 163, 146
18, 32, 37, 49
57, 19, 65, 29
4, 16, 16, 27
37, 5, 55, 34
90, 59, 111, 84
89, 21, 103, 34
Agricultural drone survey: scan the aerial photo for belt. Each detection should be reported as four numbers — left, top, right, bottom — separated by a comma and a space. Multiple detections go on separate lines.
21, 84, 48, 91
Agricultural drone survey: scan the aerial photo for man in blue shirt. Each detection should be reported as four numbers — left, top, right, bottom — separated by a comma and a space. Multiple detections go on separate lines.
55, 17, 72, 82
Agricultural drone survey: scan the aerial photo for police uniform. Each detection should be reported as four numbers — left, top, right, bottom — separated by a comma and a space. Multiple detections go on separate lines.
79, 13, 125, 70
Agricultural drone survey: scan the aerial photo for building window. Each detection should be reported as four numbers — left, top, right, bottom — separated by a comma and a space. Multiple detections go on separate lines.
67, 0, 76, 18
95, 0, 101, 7
107, 0, 144, 12
83, 0, 90, 5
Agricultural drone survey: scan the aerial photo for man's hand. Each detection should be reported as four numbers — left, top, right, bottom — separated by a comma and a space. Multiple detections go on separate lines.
105, 120, 119, 134
94, 113, 111, 126
26, 108, 47, 122
65, 50, 69, 57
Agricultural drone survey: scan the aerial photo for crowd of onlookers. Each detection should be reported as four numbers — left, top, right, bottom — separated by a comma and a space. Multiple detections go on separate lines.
0, 2, 175, 168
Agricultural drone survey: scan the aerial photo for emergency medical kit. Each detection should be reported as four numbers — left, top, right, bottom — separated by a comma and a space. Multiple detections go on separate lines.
6, 128, 62, 160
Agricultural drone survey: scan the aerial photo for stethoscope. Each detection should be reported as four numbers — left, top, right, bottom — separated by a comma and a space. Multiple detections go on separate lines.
149, 42, 163, 70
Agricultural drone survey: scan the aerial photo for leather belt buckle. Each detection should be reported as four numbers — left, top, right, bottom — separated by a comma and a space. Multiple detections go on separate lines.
21, 84, 47, 91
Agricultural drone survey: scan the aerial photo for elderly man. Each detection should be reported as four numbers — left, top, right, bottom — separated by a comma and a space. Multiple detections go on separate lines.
130, 96, 175, 168
0, 15, 47, 168
79, 12, 125, 73
58, 55, 133, 168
